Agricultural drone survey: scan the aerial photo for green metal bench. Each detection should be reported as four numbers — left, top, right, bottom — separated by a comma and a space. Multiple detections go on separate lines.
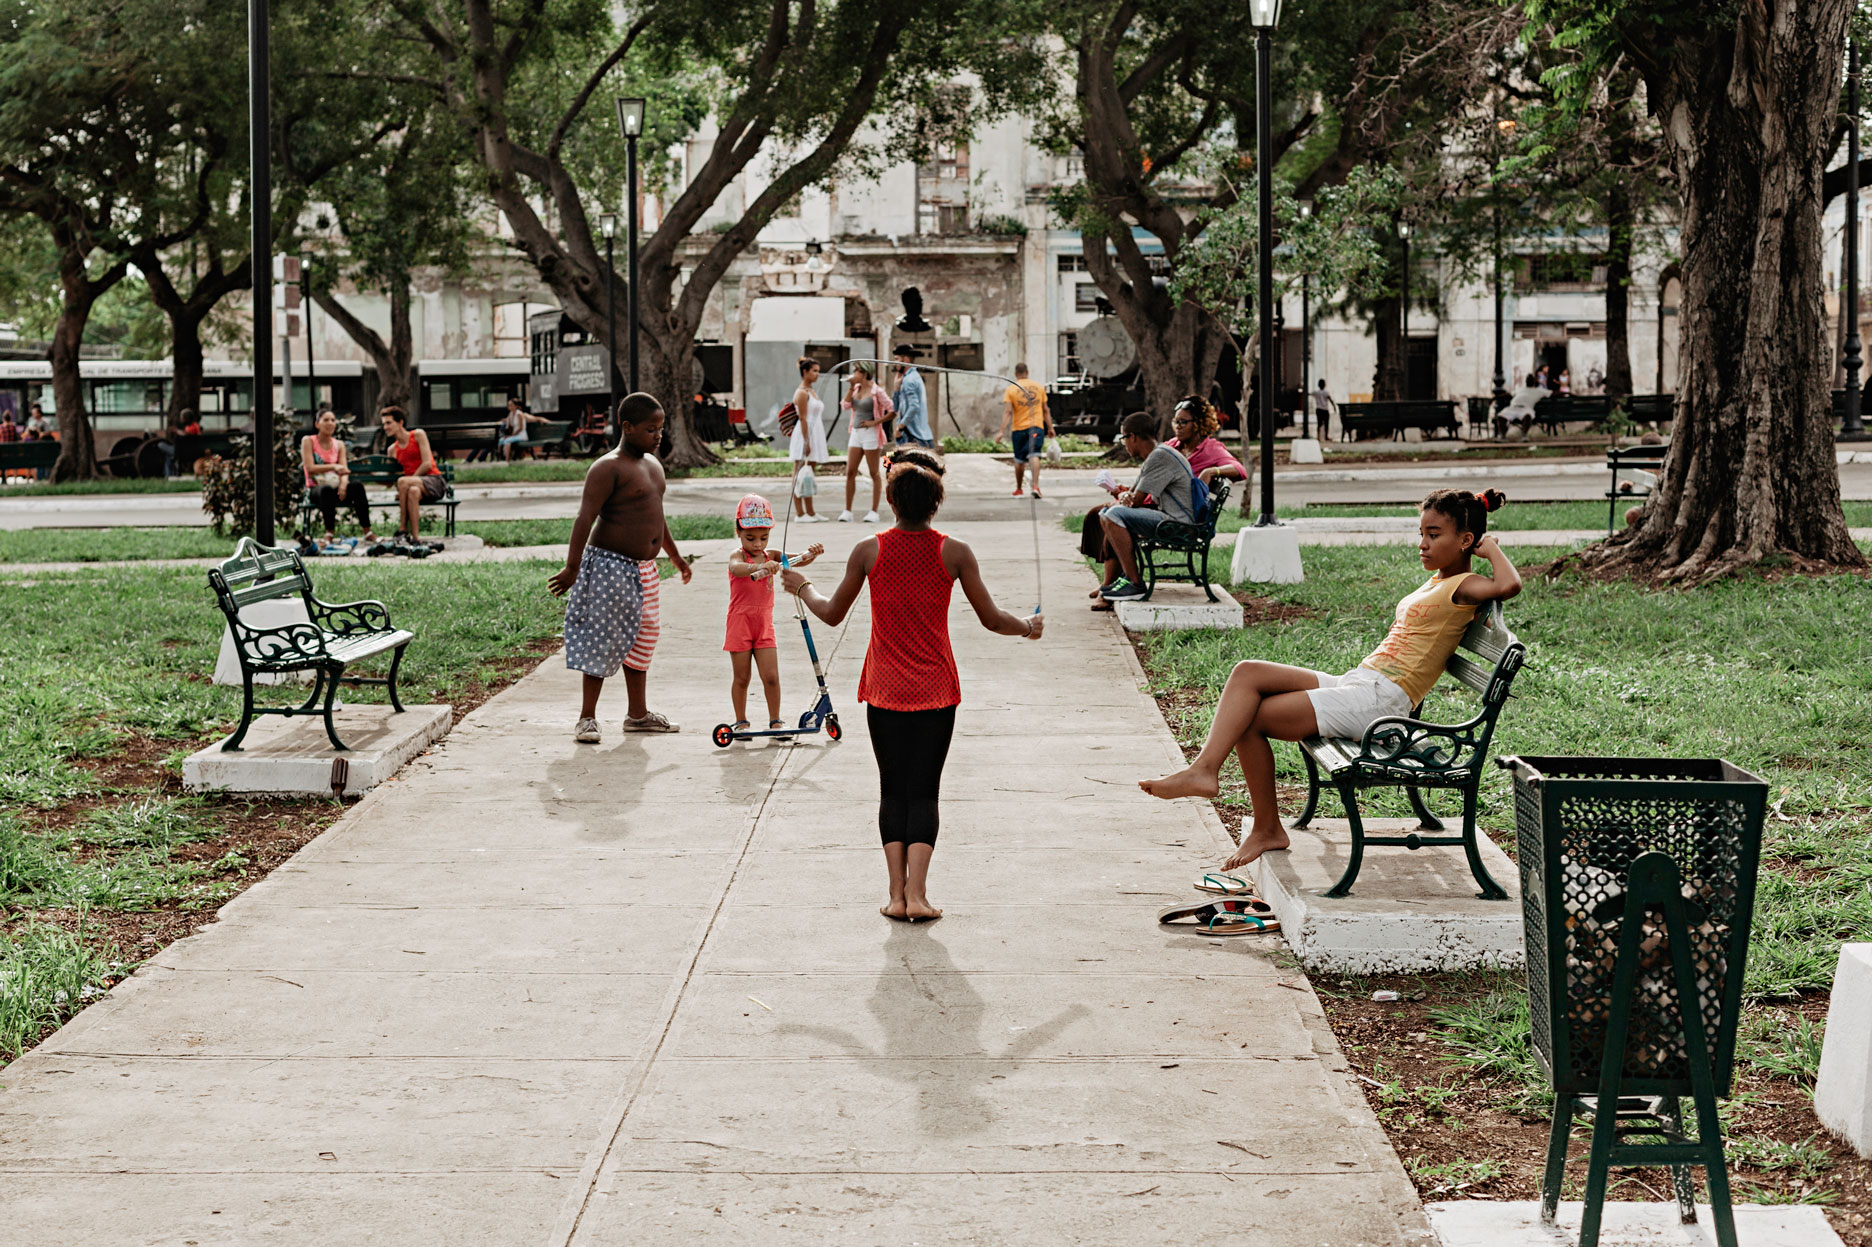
0, 439, 58, 480
208, 537, 414, 752
1293, 601, 1526, 899
513, 418, 573, 458
296, 454, 460, 536
1606, 442, 1667, 532
1134, 478, 1231, 602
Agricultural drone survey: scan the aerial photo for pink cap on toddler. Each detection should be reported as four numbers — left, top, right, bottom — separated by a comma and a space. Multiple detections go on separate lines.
736, 494, 776, 529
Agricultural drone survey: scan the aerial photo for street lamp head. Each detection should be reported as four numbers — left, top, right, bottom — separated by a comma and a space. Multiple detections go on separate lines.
1247, 0, 1282, 29
1298, 198, 1313, 219
1399, 221, 1413, 240
615, 96, 646, 139
599, 213, 617, 241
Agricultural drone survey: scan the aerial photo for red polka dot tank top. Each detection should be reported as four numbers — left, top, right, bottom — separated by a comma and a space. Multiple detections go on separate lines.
857, 527, 960, 711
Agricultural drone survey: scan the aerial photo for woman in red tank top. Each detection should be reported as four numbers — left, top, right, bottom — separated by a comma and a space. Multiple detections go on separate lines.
783, 448, 1045, 923
380, 406, 446, 543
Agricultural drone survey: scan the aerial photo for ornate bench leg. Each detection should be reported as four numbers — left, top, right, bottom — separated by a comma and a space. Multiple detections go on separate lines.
1459, 784, 1509, 900
1198, 547, 1219, 602
322, 665, 349, 752
1407, 785, 1446, 831
223, 676, 258, 752
386, 643, 408, 712
1324, 782, 1366, 898
1539, 1100, 1571, 1225
1293, 751, 1322, 829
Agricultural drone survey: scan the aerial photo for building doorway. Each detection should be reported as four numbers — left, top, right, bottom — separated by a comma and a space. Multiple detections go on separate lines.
1405, 336, 1439, 400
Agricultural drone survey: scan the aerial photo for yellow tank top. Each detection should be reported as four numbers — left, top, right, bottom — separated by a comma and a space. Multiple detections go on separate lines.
1360, 572, 1477, 707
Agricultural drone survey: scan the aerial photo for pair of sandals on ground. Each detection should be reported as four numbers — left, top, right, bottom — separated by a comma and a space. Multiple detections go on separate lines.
1158, 872, 1281, 937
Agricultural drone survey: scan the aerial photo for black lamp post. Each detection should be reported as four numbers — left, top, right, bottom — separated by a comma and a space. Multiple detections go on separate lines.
1844, 41, 1865, 438
1298, 199, 1312, 440
600, 212, 618, 437
1399, 219, 1412, 401
1250, 0, 1282, 526
248, 0, 274, 545
615, 97, 646, 395
1493, 118, 1514, 409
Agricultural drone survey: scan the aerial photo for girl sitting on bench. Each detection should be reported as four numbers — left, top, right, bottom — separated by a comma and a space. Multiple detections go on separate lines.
1140, 488, 1523, 870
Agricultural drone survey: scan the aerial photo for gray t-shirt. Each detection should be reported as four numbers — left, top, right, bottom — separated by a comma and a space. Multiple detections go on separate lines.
1134, 444, 1195, 522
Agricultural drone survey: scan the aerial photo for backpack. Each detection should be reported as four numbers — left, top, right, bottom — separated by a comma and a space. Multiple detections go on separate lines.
1168, 447, 1210, 521
777, 402, 799, 437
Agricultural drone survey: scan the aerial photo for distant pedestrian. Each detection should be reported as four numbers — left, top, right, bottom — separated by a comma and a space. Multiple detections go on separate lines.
25, 401, 50, 439
997, 363, 1053, 498
838, 363, 892, 523
788, 357, 829, 523
891, 344, 933, 448
0, 409, 18, 443
1308, 380, 1336, 440
1535, 364, 1550, 390
1558, 368, 1572, 397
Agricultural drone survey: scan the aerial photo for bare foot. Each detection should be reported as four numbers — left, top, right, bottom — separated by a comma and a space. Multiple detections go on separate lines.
1222, 825, 1292, 871
905, 901, 943, 922
1138, 766, 1221, 800
880, 899, 908, 920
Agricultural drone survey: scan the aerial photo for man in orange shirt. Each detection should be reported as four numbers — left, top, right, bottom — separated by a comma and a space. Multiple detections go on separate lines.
996, 363, 1054, 498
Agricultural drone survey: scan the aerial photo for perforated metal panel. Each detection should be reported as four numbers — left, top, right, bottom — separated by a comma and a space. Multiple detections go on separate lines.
1505, 756, 1764, 1097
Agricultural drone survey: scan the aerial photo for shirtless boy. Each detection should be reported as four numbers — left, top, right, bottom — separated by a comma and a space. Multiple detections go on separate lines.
548, 393, 693, 741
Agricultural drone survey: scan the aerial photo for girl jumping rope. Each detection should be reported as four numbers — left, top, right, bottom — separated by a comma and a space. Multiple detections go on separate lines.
725, 494, 823, 736
782, 448, 1044, 923
1140, 488, 1522, 871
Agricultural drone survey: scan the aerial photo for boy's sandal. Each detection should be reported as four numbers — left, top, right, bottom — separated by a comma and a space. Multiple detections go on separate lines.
1157, 900, 1280, 937
1194, 872, 1256, 897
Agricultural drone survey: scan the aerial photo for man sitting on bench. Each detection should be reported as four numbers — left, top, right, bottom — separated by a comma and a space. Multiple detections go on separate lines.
1096, 411, 1199, 603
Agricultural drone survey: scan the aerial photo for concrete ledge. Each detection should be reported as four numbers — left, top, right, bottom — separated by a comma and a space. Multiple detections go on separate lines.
1427, 1200, 1843, 1246
1816, 943, 1872, 1155
183, 703, 452, 797
1114, 585, 1242, 631
1230, 522, 1305, 584
1250, 817, 1523, 974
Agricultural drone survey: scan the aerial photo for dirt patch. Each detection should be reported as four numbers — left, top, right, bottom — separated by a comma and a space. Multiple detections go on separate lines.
1234, 591, 1319, 627
1313, 975, 1870, 1245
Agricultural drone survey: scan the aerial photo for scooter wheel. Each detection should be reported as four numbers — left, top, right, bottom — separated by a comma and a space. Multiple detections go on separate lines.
824, 714, 842, 742
711, 723, 735, 748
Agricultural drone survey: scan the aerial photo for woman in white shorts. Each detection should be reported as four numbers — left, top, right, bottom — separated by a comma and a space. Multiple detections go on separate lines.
838, 362, 893, 522
789, 357, 829, 522
1139, 487, 1524, 871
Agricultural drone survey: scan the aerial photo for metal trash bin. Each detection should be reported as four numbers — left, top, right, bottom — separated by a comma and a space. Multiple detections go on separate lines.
1499, 756, 1766, 1247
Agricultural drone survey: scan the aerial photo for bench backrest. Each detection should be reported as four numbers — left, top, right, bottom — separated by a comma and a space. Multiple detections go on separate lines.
526, 420, 573, 442
0, 440, 59, 465
1198, 477, 1231, 534
1608, 443, 1668, 469
208, 537, 312, 624
347, 454, 456, 487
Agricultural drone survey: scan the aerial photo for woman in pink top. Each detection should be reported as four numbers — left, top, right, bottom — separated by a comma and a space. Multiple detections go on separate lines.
1166, 395, 1247, 485
783, 448, 1044, 923
1140, 488, 1522, 871
300, 408, 376, 543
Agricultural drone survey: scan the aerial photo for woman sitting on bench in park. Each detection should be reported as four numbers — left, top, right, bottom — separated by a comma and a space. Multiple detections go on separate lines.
1140, 487, 1523, 870
301, 408, 378, 545
380, 405, 446, 544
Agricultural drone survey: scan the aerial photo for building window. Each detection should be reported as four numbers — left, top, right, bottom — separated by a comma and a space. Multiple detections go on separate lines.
494, 301, 552, 359
916, 88, 971, 236
1057, 254, 1088, 273
1073, 282, 1103, 313
1058, 332, 1082, 377
1521, 253, 1607, 293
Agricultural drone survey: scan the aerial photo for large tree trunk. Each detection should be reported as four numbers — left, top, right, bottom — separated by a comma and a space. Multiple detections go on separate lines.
170, 310, 206, 424
1602, 101, 1636, 404
312, 283, 415, 414
47, 243, 127, 481
1586, 0, 1866, 581
142, 252, 251, 425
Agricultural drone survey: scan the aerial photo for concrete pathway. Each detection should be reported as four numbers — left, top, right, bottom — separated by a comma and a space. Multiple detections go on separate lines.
0, 517, 1433, 1246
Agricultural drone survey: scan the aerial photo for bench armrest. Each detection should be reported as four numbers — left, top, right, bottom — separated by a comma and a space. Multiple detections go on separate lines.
309, 596, 394, 637
232, 621, 331, 665
1357, 712, 1488, 773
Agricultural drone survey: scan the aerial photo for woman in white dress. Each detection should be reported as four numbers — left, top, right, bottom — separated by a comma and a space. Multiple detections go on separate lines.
789, 356, 829, 523
838, 362, 893, 523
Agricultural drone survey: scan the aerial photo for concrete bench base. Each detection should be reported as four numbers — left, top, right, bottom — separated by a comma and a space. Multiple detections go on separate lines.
184, 703, 451, 797
1114, 583, 1243, 632
1249, 817, 1523, 973
1817, 943, 1872, 1155
1428, 1200, 1842, 1247
1230, 521, 1305, 584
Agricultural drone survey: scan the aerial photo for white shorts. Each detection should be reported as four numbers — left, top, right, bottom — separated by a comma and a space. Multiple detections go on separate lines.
1305, 667, 1412, 741
847, 423, 884, 452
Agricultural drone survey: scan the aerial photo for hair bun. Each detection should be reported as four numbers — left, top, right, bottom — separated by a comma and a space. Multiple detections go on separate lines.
1480, 488, 1507, 512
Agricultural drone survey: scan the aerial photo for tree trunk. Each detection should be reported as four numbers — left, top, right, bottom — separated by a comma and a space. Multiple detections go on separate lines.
141, 251, 251, 426
1602, 105, 1636, 404
1586, 0, 1866, 581
312, 282, 415, 414
1372, 293, 1404, 401
47, 243, 127, 481
170, 310, 206, 424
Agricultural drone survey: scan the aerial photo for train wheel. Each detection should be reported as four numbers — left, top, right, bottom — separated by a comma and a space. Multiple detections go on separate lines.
711, 723, 734, 748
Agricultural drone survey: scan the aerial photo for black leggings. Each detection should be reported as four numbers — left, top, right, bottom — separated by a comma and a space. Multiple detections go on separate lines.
867, 704, 957, 848
313, 480, 372, 532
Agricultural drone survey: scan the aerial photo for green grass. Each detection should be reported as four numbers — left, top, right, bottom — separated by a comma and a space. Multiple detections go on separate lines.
0, 923, 118, 1060
455, 515, 735, 549
941, 434, 1104, 455
1062, 500, 1872, 537
0, 476, 202, 497
1138, 543, 1872, 999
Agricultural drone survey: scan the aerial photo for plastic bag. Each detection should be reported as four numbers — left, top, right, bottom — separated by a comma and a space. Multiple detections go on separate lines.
795, 463, 817, 498
1045, 436, 1062, 465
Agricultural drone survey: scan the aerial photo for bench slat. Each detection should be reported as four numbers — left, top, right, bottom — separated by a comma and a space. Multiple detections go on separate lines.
229, 577, 307, 608
1444, 653, 1494, 696
326, 629, 415, 664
